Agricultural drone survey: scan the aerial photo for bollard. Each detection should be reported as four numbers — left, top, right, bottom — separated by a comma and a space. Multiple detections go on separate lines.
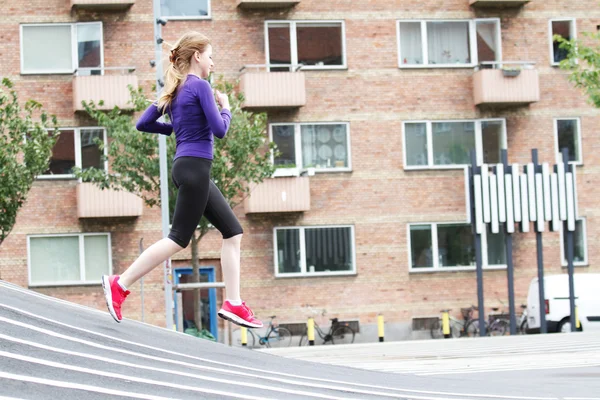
575, 306, 581, 330
377, 314, 385, 342
241, 327, 248, 346
442, 310, 451, 339
307, 317, 315, 346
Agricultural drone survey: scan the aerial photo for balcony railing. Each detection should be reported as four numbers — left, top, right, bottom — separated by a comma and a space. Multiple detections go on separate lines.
239, 64, 306, 109
473, 62, 540, 106
470, 0, 530, 7
243, 176, 310, 214
71, 0, 135, 10
73, 67, 137, 112
237, 0, 299, 8
77, 183, 143, 218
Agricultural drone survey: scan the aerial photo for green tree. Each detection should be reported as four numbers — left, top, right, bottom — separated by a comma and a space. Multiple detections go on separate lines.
556, 31, 600, 108
75, 77, 276, 329
0, 78, 58, 247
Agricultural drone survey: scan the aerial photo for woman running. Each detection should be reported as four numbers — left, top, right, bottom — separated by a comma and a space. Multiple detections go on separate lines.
101, 31, 262, 329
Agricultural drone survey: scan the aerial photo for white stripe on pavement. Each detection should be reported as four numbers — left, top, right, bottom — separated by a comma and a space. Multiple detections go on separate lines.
0, 351, 274, 400
0, 371, 175, 400
0, 306, 555, 400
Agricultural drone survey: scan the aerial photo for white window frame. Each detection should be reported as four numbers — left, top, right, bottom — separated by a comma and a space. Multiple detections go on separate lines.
265, 20, 347, 71
27, 232, 112, 287
20, 22, 104, 75
160, 0, 211, 20
396, 18, 502, 69
554, 117, 583, 166
36, 127, 109, 180
407, 222, 507, 273
560, 217, 588, 267
402, 118, 507, 170
549, 18, 577, 67
273, 225, 356, 278
269, 122, 352, 176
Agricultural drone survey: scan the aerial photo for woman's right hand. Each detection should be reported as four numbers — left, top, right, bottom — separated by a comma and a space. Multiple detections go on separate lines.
215, 90, 230, 110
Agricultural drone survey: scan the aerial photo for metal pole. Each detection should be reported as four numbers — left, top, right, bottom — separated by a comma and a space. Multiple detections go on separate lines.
501, 150, 517, 335
532, 149, 547, 334
139, 238, 145, 323
153, 0, 174, 330
563, 148, 577, 332
470, 150, 486, 336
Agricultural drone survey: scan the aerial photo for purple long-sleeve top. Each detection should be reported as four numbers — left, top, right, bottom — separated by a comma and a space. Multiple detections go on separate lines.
135, 74, 232, 160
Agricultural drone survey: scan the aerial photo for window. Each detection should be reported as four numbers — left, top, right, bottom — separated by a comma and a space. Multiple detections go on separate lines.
408, 223, 506, 271
550, 18, 576, 65
403, 119, 506, 168
397, 19, 501, 67
28, 233, 111, 286
266, 21, 346, 71
270, 122, 351, 175
274, 226, 355, 277
21, 23, 102, 74
560, 218, 587, 267
554, 118, 582, 164
160, 0, 210, 19
40, 128, 107, 178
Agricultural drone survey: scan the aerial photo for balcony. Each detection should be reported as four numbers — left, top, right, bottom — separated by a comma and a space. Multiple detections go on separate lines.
473, 62, 540, 106
237, 0, 299, 8
71, 0, 135, 10
239, 65, 306, 109
77, 183, 143, 218
243, 176, 310, 214
73, 67, 138, 112
470, 0, 530, 7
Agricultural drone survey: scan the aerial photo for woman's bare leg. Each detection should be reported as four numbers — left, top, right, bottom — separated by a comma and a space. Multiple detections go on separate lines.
119, 237, 183, 288
220, 233, 242, 302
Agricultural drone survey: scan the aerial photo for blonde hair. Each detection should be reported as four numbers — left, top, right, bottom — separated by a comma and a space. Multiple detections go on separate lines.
157, 31, 211, 112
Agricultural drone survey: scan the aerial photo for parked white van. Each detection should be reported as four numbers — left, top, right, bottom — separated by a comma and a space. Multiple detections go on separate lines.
527, 274, 600, 333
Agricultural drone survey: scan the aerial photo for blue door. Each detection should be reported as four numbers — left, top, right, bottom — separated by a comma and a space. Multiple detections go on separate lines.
173, 267, 218, 340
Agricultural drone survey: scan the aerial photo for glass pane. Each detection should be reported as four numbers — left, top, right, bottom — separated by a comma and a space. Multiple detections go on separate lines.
557, 119, 579, 162
427, 21, 470, 65
160, 0, 209, 17
482, 121, 503, 164
30, 236, 80, 284
272, 125, 296, 167
437, 224, 474, 267
297, 23, 343, 67
305, 227, 352, 273
552, 21, 572, 63
432, 122, 474, 165
80, 129, 104, 170
564, 220, 586, 263
301, 124, 348, 169
399, 22, 423, 65
22, 25, 72, 72
84, 235, 110, 280
77, 24, 102, 74
410, 225, 433, 268
487, 229, 506, 265
268, 23, 292, 71
276, 229, 301, 274
476, 21, 499, 63
405, 123, 428, 166
44, 130, 75, 175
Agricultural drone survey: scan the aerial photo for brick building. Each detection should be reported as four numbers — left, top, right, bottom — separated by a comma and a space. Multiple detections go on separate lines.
1, 0, 599, 342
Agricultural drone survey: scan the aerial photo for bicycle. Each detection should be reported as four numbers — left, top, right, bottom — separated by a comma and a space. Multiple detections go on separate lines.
517, 304, 529, 334
431, 306, 477, 339
233, 316, 292, 348
464, 306, 509, 337
299, 317, 356, 345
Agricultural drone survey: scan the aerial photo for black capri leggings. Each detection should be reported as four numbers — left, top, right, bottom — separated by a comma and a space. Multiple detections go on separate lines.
168, 156, 243, 248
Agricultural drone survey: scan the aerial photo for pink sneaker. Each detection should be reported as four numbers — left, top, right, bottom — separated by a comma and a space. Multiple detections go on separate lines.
102, 275, 130, 323
218, 301, 263, 328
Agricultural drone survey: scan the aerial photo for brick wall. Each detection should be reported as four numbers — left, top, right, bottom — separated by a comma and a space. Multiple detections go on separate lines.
1, 0, 599, 339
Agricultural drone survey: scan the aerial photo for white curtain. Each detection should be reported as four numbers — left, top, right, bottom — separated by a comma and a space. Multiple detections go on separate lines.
427, 21, 470, 65
30, 236, 80, 284
400, 22, 423, 65
161, 0, 208, 17
84, 235, 110, 279
23, 25, 72, 72
476, 21, 499, 63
